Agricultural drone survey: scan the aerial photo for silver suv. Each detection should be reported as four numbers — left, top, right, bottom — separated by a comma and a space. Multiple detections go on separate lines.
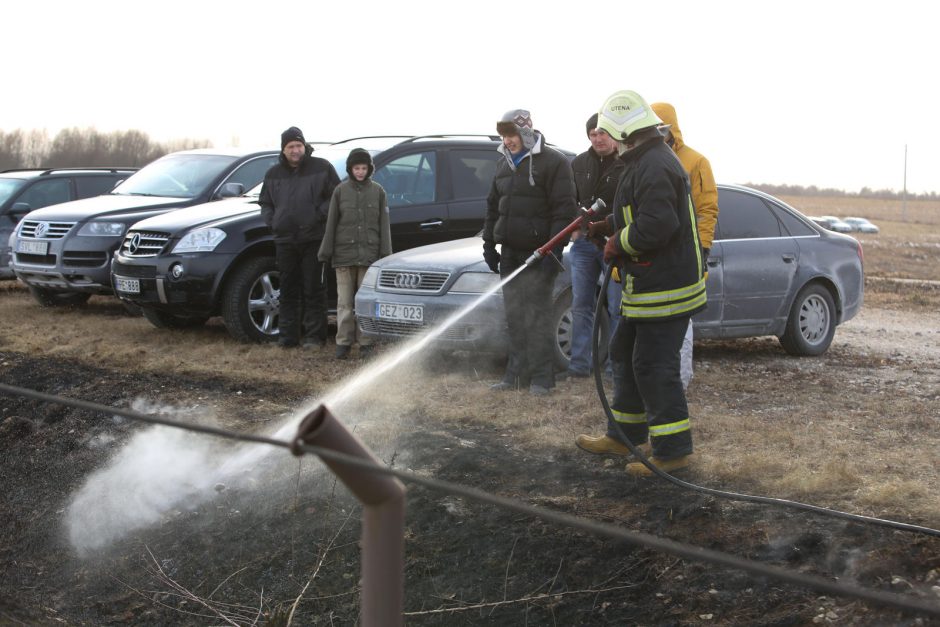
11, 147, 277, 306
1, 167, 137, 279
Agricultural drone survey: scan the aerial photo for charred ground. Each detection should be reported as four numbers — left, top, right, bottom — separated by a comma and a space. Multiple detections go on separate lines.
1, 335, 938, 625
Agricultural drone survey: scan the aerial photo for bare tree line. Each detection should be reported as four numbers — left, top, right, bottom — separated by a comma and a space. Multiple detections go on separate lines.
0, 127, 212, 170
746, 182, 938, 201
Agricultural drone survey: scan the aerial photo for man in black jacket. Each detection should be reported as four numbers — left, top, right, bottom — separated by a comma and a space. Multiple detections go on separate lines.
565, 113, 625, 378
483, 109, 577, 395
259, 127, 341, 348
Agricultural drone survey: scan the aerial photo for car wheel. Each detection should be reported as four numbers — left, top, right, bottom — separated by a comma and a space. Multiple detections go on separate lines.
779, 282, 836, 356
27, 286, 91, 308
140, 306, 209, 329
552, 288, 573, 370
221, 256, 280, 343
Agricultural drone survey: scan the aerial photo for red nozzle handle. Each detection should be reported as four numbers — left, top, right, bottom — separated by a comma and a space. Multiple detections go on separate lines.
535, 198, 607, 257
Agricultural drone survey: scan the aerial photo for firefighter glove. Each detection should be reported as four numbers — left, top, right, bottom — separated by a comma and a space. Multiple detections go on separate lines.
603, 230, 624, 264
587, 219, 613, 239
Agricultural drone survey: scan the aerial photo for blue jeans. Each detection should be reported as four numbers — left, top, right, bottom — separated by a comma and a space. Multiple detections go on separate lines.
566, 237, 621, 375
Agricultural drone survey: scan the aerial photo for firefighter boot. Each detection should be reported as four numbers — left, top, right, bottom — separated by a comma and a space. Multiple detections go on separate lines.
576, 434, 650, 458
626, 454, 692, 477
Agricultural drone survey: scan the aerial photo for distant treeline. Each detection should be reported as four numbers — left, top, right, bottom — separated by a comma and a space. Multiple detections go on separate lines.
1, 128, 933, 200
746, 182, 938, 201
0, 127, 212, 170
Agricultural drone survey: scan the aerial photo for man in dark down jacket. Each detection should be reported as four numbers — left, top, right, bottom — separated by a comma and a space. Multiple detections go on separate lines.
576, 91, 706, 476
483, 109, 577, 396
259, 126, 341, 348
565, 112, 626, 378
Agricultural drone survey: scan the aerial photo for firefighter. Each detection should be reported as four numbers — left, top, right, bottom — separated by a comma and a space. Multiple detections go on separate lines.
575, 90, 706, 476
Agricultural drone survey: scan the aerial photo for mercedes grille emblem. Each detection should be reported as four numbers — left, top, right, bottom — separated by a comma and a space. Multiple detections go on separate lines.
128, 233, 142, 254
34, 222, 48, 238
393, 272, 422, 289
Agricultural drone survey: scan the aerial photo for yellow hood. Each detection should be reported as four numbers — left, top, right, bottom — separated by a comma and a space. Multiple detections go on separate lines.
651, 102, 684, 151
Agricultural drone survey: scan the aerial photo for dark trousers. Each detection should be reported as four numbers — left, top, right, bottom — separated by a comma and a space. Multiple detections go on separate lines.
500, 248, 559, 389
607, 315, 693, 460
276, 240, 328, 344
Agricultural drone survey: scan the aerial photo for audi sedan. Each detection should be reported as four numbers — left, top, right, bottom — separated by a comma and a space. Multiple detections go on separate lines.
354, 184, 865, 366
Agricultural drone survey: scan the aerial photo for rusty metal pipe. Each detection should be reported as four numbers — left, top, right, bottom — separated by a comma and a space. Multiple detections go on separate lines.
292, 404, 405, 627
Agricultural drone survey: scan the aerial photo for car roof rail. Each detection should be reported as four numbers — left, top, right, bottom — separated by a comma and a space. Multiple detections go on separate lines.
0, 167, 138, 175
329, 134, 503, 147
329, 135, 416, 146
36, 167, 138, 175
402, 134, 502, 143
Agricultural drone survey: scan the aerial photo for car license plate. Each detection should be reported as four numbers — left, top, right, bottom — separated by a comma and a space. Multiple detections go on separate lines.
114, 276, 140, 294
375, 302, 423, 322
16, 239, 48, 255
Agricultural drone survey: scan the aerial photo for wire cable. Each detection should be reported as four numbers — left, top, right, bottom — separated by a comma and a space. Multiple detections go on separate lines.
590, 264, 940, 538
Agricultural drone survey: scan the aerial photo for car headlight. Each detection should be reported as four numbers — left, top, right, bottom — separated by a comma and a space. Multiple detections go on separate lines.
450, 271, 501, 294
78, 221, 126, 237
361, 265, 379, 288
171, 228, 227, 253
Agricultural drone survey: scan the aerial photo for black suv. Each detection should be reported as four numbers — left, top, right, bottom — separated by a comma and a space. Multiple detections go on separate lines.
1, 167, 136, 279
112, 135, 564, 342
11, 147, 279, 306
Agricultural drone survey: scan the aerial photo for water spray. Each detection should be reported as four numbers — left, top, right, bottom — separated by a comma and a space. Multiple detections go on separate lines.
524, 198, 606, 266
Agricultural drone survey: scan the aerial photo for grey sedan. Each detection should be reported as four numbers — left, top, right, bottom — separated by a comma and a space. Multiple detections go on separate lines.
354, 184, 865, 366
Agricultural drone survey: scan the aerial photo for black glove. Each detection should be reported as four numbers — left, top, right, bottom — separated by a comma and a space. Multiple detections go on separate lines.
483, 249, 500, 274
587, 219, 613, 249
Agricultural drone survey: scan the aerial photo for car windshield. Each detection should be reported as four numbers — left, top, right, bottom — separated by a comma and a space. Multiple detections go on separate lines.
112, 154, 238, 199
0, 178, 27, 205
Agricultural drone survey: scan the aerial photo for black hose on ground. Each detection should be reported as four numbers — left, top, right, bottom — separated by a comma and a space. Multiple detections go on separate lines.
590, 263, 940, 538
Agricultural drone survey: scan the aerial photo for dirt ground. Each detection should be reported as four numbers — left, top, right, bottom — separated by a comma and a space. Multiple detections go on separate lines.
1, 207, 940, 625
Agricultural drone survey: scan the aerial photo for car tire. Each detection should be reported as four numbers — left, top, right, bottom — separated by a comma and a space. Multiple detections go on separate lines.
221, 256, 280, 343
552, 288, 573, 370
141, 306, 209, 329
27, 286, 91, 308
779, 282, 836, 356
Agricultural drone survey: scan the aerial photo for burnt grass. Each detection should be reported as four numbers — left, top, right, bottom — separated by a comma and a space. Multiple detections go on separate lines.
1, 350, 938, 626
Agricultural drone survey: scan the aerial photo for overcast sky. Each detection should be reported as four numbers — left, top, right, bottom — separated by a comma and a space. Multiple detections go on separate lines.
4, 0, 937, 194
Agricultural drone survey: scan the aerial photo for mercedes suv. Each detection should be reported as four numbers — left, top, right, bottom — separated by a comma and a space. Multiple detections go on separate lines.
111, 135, 570, 342
1, 167, 136, 279
11, 147, 278, 306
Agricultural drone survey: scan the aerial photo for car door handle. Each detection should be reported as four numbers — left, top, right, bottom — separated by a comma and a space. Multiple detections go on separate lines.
420, 220, 444, 229
706, 257, 719, 267
782, 253, 796, 263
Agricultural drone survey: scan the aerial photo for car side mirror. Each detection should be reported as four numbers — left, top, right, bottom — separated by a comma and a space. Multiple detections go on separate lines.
10, 202, 31, 218
217, 182, 245, 199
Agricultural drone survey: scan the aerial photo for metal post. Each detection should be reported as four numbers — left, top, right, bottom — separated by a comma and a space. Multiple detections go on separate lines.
292, 404, 405, 626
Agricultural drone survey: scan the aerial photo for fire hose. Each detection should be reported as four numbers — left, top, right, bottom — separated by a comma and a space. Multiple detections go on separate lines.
589, 249, 940, 537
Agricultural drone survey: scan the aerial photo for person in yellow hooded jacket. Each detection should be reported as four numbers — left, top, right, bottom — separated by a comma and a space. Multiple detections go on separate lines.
651, 102, 719, 391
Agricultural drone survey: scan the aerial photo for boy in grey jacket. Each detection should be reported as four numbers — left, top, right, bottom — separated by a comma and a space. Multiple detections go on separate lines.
319, 148, 392, 358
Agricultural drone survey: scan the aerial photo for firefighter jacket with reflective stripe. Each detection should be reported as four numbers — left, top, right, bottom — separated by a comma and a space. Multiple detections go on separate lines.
609, 136, 706, 320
